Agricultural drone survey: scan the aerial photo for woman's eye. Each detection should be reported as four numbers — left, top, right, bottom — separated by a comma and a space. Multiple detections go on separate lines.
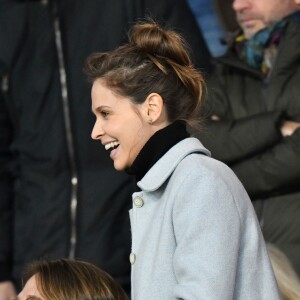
101, 111, 109, 118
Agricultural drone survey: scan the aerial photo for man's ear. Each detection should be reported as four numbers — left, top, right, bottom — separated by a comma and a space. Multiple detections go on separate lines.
143, 93, 164, 124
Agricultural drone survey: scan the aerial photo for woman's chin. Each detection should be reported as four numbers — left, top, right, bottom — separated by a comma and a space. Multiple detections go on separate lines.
113, 160, 126, 171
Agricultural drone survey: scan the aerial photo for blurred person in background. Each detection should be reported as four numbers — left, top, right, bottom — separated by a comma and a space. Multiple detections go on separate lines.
18, 259, 128, 300
192, 0, 300, 276
0, 0, 211, 299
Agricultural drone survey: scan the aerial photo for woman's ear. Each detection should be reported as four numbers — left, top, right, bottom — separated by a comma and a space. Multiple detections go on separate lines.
144, 93, 164, 124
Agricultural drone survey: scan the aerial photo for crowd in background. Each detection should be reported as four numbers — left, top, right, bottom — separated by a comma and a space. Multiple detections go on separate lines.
0, 0, 300, 299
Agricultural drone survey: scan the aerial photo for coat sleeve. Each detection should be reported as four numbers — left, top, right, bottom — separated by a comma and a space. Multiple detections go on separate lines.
171, 163, 277, 299
197, 112, 283, 163
172, 172, 240, 299
231, 128, 300, 199
192, 72, 284, 164
193, 67, 300, 200
140, 0, 212, 72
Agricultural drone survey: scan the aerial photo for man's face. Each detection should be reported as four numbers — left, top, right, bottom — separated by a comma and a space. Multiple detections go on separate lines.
233, 0, 297, 39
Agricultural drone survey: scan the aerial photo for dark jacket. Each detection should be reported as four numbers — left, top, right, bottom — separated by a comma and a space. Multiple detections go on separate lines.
0, 0, 211, 291
193, 18, 300, 274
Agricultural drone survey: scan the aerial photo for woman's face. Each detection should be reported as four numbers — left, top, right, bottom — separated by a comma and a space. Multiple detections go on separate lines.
91, 79, 155, 171
18, 275, 44, 300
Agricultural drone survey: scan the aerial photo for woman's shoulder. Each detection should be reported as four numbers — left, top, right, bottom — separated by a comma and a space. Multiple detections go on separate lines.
172, 152, 253, 220
176, 150, 234, 180
175, 151, 249, 201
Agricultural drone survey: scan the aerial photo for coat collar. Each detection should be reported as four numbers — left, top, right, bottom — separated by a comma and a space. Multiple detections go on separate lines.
137, 137, 210, 192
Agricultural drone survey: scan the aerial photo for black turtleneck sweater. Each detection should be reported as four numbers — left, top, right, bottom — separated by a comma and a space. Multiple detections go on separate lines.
126, 121, 189, 182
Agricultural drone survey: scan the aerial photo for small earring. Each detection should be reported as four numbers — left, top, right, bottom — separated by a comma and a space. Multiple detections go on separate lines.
148, 118, 153, 125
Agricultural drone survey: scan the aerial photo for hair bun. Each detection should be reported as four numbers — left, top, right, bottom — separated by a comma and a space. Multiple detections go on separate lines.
129, 21, 191, 67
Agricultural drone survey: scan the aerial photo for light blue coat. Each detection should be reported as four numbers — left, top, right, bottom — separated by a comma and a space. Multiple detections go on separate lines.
129, 138, 280, 300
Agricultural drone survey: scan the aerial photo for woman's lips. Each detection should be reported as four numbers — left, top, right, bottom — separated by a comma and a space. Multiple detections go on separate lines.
110, 145, 119, 160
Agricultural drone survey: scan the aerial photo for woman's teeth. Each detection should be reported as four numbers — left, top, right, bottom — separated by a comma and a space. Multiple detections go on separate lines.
105, 141, 120, 151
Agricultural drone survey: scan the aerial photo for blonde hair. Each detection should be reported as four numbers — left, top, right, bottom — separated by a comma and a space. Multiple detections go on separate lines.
84, 20, 205, 131
267, 244, 300, 300
22, 259, 128, 300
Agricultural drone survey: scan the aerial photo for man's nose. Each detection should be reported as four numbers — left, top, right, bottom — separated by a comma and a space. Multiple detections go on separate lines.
232, 0, 249, 12
91, 119, 104, 140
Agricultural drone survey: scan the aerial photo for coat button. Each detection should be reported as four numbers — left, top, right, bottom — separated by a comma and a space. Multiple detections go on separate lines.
129, 253, 136, 264
133, 196, 144, 208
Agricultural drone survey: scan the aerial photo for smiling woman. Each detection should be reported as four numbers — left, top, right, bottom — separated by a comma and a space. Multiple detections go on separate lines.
87, 21, 204, 172
84, 21, 281, 300
90, 80, 159, 171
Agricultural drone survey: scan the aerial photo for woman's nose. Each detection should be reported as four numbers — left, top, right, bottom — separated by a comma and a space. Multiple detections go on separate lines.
91, 119, 104, 140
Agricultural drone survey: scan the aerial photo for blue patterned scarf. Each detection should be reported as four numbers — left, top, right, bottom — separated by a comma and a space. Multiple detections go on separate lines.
234, 11, 300, 75
244, 21, 285, 70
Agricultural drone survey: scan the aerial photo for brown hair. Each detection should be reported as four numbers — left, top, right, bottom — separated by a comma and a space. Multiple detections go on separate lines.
22, 259, 128, 300
84, 21, 205, 130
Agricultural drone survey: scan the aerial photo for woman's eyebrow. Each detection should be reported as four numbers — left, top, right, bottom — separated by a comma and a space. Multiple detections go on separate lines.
26, 296, 44, 300
91, 105, 103, 113
96, 105, 110, 111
